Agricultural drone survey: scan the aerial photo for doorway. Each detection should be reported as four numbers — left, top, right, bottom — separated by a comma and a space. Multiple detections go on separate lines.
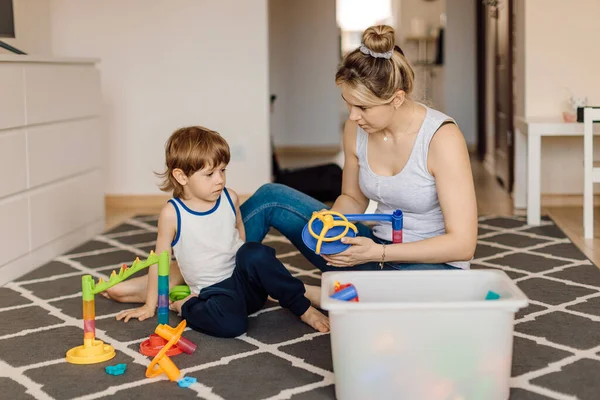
477, 0, 515, 192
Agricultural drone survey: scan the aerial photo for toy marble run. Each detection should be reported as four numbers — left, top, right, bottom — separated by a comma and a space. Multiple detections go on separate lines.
65, 250, 196, 365
302, 209, 403, 255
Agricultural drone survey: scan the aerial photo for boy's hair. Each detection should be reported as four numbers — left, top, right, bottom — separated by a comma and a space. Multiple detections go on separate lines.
157, 126, 230, 198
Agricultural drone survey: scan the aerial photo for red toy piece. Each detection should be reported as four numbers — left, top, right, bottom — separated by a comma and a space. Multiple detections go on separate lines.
331, 281, 359, 302
140, 334, 183, 357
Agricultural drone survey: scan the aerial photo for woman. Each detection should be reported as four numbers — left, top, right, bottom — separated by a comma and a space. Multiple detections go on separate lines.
241, 25, 477, 272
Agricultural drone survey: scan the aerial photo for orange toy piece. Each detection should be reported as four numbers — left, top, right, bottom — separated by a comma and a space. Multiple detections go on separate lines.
155, 324, 196, 354
146, 320, 186, 381
140, 324, 197, 357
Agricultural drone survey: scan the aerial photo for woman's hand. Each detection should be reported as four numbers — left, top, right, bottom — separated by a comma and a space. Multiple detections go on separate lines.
321, 237, 381, 267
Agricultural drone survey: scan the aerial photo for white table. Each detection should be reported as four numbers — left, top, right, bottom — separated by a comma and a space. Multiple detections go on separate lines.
514, 116, 600, 226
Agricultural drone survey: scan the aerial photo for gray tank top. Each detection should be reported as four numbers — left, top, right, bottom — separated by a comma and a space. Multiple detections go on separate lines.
356, 105, 470, 269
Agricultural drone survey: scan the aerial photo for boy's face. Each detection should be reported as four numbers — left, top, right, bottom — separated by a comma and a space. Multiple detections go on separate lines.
180, 162, 227, 202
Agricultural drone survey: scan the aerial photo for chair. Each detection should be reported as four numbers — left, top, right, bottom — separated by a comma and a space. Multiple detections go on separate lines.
583, 107, 600, 238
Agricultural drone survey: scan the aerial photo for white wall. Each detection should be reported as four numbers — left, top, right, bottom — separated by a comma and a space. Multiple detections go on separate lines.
522, 0, 600, 195
268, 0, 340, 148
0, 0, 51, 55
397, 0, 445, 43
444, 0, 476, 146
49, 0, 270, 195
524, 0, 600, 117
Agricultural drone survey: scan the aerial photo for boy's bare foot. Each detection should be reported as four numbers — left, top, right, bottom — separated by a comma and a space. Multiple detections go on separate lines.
101, 276, 147, 304
300, 306, 330, 333
169, 294, 195, 316
304, 284, 322, 308
102, 290, 146, 304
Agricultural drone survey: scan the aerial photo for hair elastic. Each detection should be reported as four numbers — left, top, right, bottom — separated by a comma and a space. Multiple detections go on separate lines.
359, 44, 393, 59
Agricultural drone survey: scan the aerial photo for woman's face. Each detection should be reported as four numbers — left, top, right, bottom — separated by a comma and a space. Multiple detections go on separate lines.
340, 83, 395, 133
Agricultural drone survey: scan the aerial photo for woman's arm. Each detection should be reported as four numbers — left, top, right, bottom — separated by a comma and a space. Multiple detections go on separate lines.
381, 122, 478, 263
323, 122, 477, 267
331, 120, 370, 214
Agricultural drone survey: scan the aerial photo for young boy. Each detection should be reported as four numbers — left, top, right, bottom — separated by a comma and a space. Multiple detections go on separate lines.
106, 126, 329, 337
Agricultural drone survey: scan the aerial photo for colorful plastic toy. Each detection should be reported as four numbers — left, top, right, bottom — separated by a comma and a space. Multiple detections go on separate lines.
157, 255, 170, 325
66, 251, 170, 365
178, 376, 197, 388
105, 363, 127, 376
331, 281, 359, 302
140, 333, 185, 357
485, 290, 500, 300
140, 321, 197, 357
146, 320, 187, 381
66, 251, 196, 364
302, 210, 403, 255
169, 284, 191, 302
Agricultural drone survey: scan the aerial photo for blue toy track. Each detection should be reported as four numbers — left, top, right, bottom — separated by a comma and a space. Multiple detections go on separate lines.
302, 211, 403, 255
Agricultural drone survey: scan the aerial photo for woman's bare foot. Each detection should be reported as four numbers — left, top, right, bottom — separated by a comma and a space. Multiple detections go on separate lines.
300, 306, 330, 333
304, 284, 322, 308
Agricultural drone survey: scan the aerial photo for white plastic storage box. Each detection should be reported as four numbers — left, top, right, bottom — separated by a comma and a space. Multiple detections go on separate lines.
321, 270, 528, 400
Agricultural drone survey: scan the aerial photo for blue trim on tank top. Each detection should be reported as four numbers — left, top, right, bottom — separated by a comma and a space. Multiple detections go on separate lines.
223, 188, 236, 217
174, 196, 221, 216
168, 199, 182, 247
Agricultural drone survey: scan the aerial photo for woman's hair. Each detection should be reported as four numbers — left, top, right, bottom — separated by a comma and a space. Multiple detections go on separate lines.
335, 25, 415, 106
157, 126, 230, 198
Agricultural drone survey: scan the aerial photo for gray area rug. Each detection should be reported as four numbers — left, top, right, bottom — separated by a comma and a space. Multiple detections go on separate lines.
1, 215, 599, 399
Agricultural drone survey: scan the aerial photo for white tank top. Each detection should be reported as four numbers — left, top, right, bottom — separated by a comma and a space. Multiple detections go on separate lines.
356, 105, 470, 269
169, 188, 244, 293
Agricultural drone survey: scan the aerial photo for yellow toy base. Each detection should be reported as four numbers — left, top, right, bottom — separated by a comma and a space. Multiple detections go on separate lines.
66, 340, 116, 364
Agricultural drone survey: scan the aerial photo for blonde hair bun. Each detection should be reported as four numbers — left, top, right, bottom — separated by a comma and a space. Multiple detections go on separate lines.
336, 24, 415, 104
362, 25, 396, 54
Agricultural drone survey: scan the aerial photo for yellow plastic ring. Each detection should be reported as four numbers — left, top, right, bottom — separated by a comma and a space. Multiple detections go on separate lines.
307, 211, 358, 254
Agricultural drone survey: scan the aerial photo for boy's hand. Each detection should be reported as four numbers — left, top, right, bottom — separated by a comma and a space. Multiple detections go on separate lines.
116, 304, 155, 322
169, 294, 195, 316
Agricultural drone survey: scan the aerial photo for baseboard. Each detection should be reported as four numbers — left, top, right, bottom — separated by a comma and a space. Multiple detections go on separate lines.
542, 194, 600, 207
106, 194, 252, 210
105, 194, 171, 210
275, 146, 341, 157
106, 192, 600, 212
0, 219, 104, 286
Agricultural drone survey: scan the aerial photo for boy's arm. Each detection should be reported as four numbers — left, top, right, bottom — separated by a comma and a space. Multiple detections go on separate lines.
116, 202, 176, 322
144, 202, 177, 307
228, 188, 246, 242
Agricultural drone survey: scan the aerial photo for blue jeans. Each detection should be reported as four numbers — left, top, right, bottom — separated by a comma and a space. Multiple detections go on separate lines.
240, 183, 457, 273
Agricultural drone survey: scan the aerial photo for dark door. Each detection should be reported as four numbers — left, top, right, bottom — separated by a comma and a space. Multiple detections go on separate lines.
492, 0, 514, 191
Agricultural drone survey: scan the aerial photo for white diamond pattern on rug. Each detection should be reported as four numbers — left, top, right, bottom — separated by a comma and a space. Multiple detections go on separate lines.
0, 215, 599, 399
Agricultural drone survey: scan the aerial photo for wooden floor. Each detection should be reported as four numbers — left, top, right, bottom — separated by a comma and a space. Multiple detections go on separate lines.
105, 157, 600, 267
